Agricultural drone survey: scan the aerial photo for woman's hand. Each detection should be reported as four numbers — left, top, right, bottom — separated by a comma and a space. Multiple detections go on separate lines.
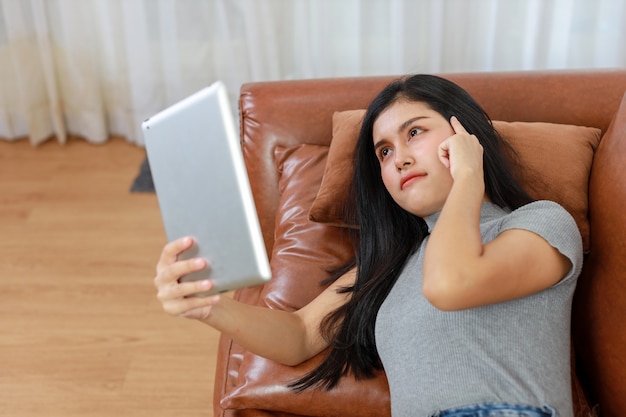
438, 116, 484, 182
154, 236, 221, 321
153, 238, 355, 364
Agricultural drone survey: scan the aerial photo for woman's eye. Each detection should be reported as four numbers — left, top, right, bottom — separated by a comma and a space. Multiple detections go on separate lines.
409, 128, 423, 137
378, 147, 392, 160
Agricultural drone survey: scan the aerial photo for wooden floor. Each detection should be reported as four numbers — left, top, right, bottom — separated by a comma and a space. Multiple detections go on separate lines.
0, 137, 217, 416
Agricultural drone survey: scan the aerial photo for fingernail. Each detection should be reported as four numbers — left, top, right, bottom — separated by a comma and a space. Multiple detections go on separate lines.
194, 258, 205, 267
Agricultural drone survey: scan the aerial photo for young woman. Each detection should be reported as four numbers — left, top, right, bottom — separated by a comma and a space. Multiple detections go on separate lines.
154, 75, 583, 417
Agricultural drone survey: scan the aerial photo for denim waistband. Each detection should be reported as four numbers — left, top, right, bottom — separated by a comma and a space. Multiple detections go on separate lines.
430, 402, 558, 417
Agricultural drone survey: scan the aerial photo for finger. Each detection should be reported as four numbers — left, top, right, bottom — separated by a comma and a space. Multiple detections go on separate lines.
438, 140, 451, 168
157, 277, 213, 302
450, 116, 469, 135
154, 257, 207, 287
157, 236, 195, 272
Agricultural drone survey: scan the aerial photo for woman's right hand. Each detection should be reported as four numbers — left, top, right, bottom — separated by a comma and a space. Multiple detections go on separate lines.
154, 236, 221, 321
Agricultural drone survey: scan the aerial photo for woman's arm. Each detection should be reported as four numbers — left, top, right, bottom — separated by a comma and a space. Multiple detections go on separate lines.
422, 117, 571, 311
154, 236, 354, 365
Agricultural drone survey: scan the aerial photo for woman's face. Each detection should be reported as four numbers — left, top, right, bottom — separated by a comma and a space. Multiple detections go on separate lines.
372, 100, 455, 218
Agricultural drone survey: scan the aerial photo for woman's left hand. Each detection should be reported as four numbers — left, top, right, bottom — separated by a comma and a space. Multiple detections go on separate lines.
438, 116, 484, 182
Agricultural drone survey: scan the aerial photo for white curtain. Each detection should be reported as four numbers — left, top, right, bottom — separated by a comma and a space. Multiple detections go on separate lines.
1, 0, 624, 146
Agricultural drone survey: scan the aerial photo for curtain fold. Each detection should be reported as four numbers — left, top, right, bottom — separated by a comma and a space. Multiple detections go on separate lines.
0, 0, 624, 146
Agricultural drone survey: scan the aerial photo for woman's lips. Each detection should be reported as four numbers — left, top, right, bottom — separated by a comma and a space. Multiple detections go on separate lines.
400, 173, 426, 190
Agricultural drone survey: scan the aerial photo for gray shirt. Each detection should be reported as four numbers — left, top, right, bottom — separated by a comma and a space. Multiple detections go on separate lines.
375, 201, 583, 417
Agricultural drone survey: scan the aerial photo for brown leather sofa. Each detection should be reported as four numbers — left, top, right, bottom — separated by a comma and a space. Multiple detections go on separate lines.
213, 70, 626, 417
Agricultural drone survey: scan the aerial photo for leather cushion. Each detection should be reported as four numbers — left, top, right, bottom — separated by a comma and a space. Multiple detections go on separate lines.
260, 144, 354, 311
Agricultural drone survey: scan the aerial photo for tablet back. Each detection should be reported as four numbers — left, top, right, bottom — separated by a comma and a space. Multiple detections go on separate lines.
142, 81, 271, 295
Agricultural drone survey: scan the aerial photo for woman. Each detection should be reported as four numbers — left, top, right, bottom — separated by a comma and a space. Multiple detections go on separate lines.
154, 75, 582, 417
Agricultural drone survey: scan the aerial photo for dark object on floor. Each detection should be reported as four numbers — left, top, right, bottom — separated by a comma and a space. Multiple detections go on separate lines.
130, 156, 155, 192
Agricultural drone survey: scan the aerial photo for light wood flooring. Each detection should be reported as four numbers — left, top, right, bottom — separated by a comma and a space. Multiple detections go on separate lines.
0, 137, 218, 416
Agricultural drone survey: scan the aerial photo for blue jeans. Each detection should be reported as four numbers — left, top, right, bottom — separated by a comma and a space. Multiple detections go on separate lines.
431, 403, 558, 417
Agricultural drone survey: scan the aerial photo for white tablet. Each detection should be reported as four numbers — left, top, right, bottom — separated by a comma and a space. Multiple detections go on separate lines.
142, 81, 271, 296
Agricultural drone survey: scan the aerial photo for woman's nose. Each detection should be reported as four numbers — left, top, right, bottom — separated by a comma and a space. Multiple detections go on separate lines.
395, 147, 414, 171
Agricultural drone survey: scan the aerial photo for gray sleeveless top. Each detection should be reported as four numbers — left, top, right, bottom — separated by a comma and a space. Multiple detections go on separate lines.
375, 201, 583, 417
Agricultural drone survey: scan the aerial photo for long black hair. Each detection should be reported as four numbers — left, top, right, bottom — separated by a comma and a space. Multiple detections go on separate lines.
290, 74, 533, 391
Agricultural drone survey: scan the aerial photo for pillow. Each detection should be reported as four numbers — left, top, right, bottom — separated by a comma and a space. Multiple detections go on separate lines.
221, 144, 390, 416
308, 110, 365, 228
308, 109, 601, 252
493, 120, 600, 252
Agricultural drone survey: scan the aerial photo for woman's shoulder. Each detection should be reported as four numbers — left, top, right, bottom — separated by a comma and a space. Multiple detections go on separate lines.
503, 200, 575, 227
483, 200, 574, 231
501, 199, 584, 283
502, 199, 578, 235
513, 199, 569, 215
